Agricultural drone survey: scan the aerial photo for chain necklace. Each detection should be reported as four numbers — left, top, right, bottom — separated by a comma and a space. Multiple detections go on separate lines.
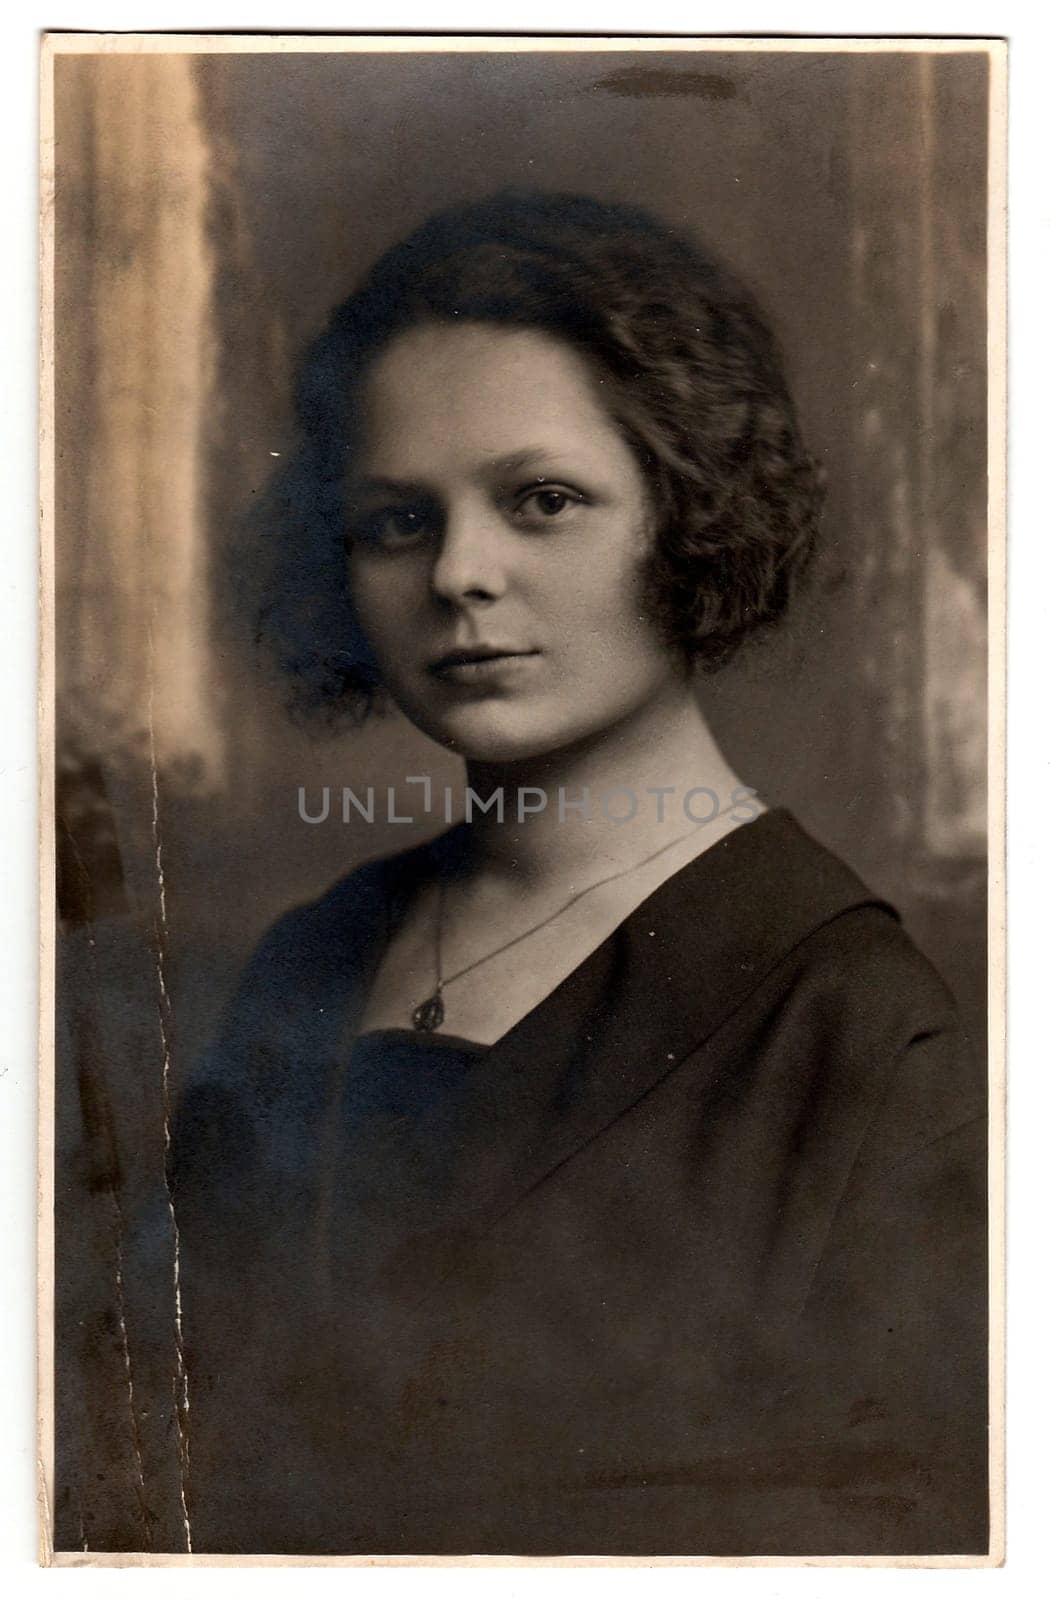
411, 802, 739, 1031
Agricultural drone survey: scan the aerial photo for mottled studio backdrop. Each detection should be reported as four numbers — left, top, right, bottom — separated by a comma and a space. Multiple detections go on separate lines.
52, 48, 988, 1550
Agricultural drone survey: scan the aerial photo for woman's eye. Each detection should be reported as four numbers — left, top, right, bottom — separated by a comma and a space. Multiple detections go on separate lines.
513, 485, 585, 526
349, 505, 432, 551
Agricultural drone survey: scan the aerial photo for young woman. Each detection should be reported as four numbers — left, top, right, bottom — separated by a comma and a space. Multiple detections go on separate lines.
171, 192, 987, 1556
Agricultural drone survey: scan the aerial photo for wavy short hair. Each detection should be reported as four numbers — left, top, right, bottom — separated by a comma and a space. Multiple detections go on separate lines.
250, 190, 825, 726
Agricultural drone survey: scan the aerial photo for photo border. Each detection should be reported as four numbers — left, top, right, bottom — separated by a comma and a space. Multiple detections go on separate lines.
36, 30, 1007, 1570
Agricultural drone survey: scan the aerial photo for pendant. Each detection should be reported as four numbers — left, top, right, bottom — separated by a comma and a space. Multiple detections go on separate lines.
411, 990, 445, 1032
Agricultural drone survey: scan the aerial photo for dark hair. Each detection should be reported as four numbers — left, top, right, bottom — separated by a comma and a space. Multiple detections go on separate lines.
251, 190, 825, 726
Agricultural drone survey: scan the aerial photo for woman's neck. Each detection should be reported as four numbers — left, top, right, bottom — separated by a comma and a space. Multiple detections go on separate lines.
462, 682, 750, 888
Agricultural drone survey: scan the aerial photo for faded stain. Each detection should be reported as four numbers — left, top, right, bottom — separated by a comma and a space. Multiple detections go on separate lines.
592, 67, 740, 101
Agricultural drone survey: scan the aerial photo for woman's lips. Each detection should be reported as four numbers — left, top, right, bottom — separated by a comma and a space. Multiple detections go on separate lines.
427, 648, 542, 685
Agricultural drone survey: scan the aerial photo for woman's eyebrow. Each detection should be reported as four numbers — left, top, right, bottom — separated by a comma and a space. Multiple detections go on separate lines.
349, 474, 430, 499
353, 452, 578, 496
486, 448, 576, 477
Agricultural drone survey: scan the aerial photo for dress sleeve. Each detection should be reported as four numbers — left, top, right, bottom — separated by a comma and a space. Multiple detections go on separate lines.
789, 1020, 990, 1553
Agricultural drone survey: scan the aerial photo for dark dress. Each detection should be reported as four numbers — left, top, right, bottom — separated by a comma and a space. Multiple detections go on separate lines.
169, 809, 988, 1556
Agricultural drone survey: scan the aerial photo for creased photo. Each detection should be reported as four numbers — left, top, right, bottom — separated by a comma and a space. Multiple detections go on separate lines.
40, 35, 1004, 1563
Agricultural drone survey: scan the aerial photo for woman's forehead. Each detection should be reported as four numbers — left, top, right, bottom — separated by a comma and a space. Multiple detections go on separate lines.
352, 321, 633, 481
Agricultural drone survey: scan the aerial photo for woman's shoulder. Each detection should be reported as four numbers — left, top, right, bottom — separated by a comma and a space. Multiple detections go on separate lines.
787, 889, 960, 1029
737, 815, 982, 1140
177, 832, 464, 1133
661, 807, 960, 1030
247, 823, 465, 971
201, 826, 465, 1055
665, 812, 983, 1176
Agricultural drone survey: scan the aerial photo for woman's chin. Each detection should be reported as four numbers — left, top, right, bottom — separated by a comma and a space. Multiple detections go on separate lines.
408, 702, 585, 768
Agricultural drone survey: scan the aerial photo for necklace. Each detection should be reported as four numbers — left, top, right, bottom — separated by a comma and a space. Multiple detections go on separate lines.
411, 802, 738, 1031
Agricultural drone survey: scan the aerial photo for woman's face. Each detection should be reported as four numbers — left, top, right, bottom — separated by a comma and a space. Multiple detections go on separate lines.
345, 321, 684, 765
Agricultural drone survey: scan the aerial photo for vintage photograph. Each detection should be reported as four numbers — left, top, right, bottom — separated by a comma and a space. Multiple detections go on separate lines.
41, 36, 1002, 1560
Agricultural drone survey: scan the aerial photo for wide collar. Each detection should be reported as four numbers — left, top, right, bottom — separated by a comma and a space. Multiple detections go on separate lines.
332, 809, 896, 1222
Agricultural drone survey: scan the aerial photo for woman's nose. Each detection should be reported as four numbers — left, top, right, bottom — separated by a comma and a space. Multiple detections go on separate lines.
428, 498, 508, 605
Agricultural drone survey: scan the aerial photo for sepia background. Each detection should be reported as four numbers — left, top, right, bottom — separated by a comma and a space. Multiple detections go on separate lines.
50, 46, 989, 1551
